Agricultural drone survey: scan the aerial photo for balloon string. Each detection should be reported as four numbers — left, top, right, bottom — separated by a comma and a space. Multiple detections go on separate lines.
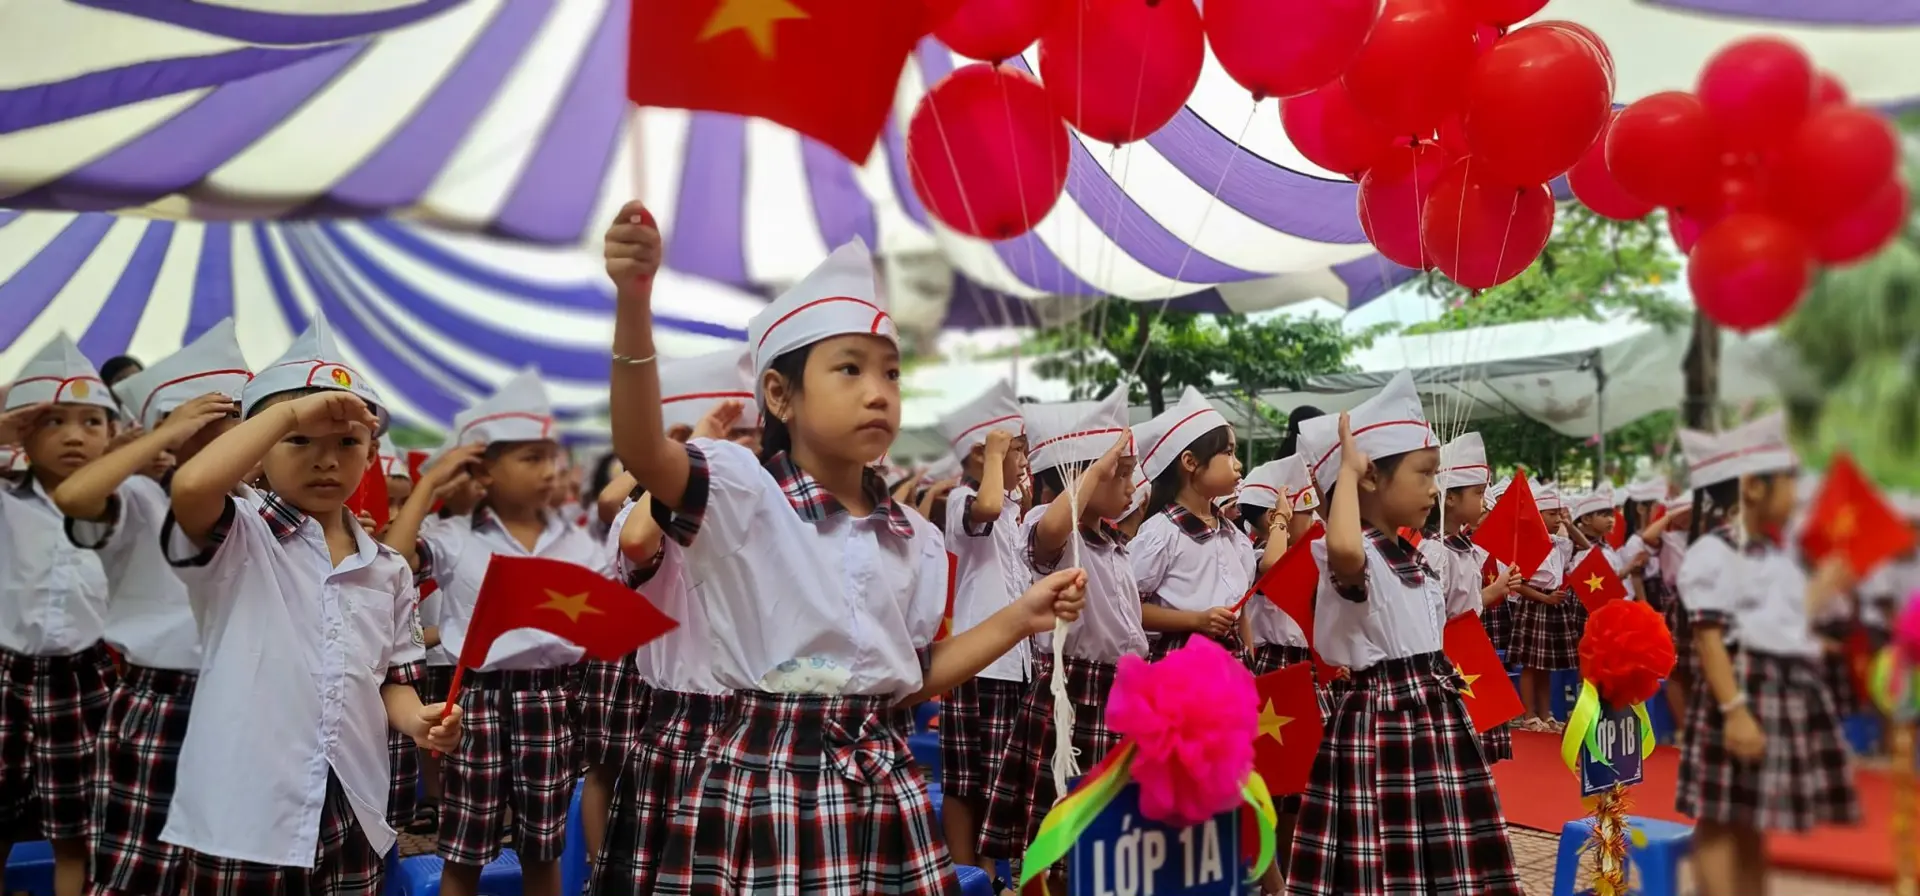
1491, 189, 1520, 290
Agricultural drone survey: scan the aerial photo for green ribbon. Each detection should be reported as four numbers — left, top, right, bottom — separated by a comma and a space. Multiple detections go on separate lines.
1561, 679, 1658, 776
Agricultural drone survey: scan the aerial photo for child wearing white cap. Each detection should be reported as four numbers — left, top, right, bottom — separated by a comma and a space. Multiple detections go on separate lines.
602, 205, 1085, 896
1130, 387, 1251, 662
47, 321, 250, 896
1507, 480, 1587, 732
0, 333, 118, 893
929, 379, 1030, 880
1288, 372, 1523, 896
1673, 413, 1859, 896
158, 316, 461, 895
1237, 453, 1321, 677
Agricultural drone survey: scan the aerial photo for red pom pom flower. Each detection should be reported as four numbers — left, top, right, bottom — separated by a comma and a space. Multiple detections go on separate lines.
1578, 599, 1676, 709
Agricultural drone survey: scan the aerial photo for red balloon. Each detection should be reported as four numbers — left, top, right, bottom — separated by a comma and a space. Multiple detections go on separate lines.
1358, 142, 1451, 268
1280, 80, 1398, 179
1460, 0, 1547, 26
1342, 0, 1478, 135
1605, 92, 1720, 209
1420, 159, 1556, 289
1462, 25, 1613, 186
1688, 214, 1812, 331
1568, 114, 1654, 220
1667, 210, 1706, 253
1812, 180, 1909, 265
1038, 0, 1205, 145
1533, 20, 1615, 90
1813, 70, 1849, 107
935, 0, 1053, 62
1697, 37, 1814, 152
1769, 105, 1901, 228
1435, 113, 1469, 158
906, 64, 1071, 240
1205, 0, 1380, 101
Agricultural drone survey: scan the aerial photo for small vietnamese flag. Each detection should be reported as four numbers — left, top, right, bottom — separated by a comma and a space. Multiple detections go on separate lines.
1607, 507, 1628, 550
347, 458, 390, 532
1441, 614, 1525, 733
1567, 547, 1629, 614
1473, 471, 1553, 579
405, 449, 431, 484
1238, 522, 1345, 684
936, 551, 957, 641
1251, 663, 1325, 797
1801, 453, 1917, 580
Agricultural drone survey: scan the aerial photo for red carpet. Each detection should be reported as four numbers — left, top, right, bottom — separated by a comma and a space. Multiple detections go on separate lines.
1494, 730, 1896, 882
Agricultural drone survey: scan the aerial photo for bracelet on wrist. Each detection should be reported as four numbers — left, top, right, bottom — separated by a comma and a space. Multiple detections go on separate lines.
1719, 693, 1749, 714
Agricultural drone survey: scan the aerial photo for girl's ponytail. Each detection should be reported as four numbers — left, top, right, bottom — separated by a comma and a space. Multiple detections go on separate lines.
756, 346, 812, 463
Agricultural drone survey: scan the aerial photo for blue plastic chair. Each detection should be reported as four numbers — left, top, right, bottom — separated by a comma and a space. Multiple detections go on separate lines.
1551, 815, 1693, 896
561, 781, 588, 896
908, 730, 942, 782
1644, 686, 1675, 745
389, 848, 523, 896
956, 864, 993, 896
1842, 713, 1883, 755
928, 782, 944, 826
1551, 669, 1583, 721
914, 700, 940, 732
4, 841, 54, 896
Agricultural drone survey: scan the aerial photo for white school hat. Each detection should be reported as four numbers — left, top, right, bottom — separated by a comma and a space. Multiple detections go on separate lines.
112, 320, 251, 431
1536, 484, 1565, 512
1278, 452, 1321, 512
1625, 474, 1665, 503
243, 316, 388, 433
1437, 431, 1490, 490
377, 435, 404, 478
1680, 411, 1797, 488
1238, 459, 1286, 509
1135, 387, 1230, 482
1024, 386, 1131, 473
6, 333, 118, 416
1891, 491, 1920, 520
1572, 485, 1614, 519
746, 238, 895, 392
1485, 475, 1511, 510
1665, 490, 1694, 513
1296, 370, 1435, 495
452, 370, 555, 447
660, 348, 757, 432
937, 379, 1024, 461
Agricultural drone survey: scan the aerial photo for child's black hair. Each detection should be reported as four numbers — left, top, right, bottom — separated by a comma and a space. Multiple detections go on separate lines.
757, 346, 812, 462
1143, 425, 1233, 519
100, 354, 143, 386
1238, 503, 1273, 539
1031, 466, 1068, 506
1687, 479, 1742, 545
1621, 498, 1655, 537
1279, 406, 1325, 459
588, 452, 623, 503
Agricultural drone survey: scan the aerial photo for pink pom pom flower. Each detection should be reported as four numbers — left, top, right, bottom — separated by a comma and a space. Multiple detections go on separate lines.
1894, 594, 1920, 665
1105, 638, 1258, 828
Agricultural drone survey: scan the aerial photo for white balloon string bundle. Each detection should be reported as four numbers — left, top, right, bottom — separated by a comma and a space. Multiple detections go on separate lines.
1048, 463, 1087, 797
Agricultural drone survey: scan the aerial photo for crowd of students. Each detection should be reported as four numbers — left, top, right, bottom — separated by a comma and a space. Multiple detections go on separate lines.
0, 203, 1914, 896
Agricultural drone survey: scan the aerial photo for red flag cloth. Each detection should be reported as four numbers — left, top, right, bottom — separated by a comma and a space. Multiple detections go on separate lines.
1245, 522, 1345, 684
1800, 453, 1917, 580
1441, 614, 1525, 733
460, 556, 679, 670
1473, 471, 1553, 579
629, 0, 940, 163
1567, 548, 1629, 614
1480, 553, 1502, 590
936, 551, 957, 641
346, 460, 390, 532
405, 450, 431, 484
1251, 663, 1325, 796
1607, 507, 1628, 550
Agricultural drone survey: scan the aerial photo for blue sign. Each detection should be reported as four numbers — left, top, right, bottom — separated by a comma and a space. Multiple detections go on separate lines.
1069, 781, 1241, 896
1579, 704, 1646, 797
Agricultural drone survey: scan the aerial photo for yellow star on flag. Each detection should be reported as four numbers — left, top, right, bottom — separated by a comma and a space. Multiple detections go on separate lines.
1830, 505, 1857, 540
700, 0, 809, 57
1453, 663, 1480, 699
539, 589, 605, 623
1258, 698, 1294, 745
1585, 573, 1605, 593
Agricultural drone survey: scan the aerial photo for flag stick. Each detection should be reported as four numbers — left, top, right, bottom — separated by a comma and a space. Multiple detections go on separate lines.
430, 665, 468, 759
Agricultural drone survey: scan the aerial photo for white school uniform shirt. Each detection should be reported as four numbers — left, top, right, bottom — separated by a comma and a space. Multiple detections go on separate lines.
1132, 504, 1256, 614
1530, 534, 1575, 591
1677, 531, 1821, 658
1022, 502, 1149, 663
945, 480, 1030, 683
652, 440, 947, 699
1860, 554, 1920, 626
0, 476, 110, 655
65, 476, 203, 670
418, 507, 612, 671
160, 492, 426, 866
417, 514, 459, 668
1422, 534, 1490, 621
1312, 528, 1447, 671
608, 497, 726, 695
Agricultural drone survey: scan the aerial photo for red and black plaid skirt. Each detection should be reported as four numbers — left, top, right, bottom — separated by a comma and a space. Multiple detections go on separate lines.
418, 663, 454, 705
1478, 724, 1514, 764
938, 676, 1026, 801
90, 665, 197, 895
1676, 649, 1860, 831
1287, 652, 1523, 896
593, 689, 732, 896
0, 643, 117, 842
575, 654, 647, 771
386, 725, 419, 828
1480, 600, 1515, 655
183, 773, 384, 896
438, 666, 578, 866
1148, 627, 1247, 663
977, 656, 1122, 861
1507, 599, 1583, 671
650, 690, 960, 896
1246, 644, 1337, 722
1665, 595, 1698, 681
1814, 620, 1864, 719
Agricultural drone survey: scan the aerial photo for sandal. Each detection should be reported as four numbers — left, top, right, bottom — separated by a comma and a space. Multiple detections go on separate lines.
405, 801, 439, 835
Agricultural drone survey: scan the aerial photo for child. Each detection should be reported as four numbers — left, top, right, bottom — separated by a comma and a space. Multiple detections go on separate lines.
1477, 478, 1518, 669
974, 388, 1141, 888
403, 444, 477, 834
602, 217, 1085, 896
1239, 454, 1315, 677
373, 436, 426, 832
1509, 483, 1585, 731
384, 370, 599, 896
1288, 373, 1523, 896
1131, 388, 1248, 661
0, 334, 118, 896
50, 323, 250, 896
159, 319, 462, 894
931, 379, 1030, 880
1674, 413, 1859, 896
1422, 433, 1521, 764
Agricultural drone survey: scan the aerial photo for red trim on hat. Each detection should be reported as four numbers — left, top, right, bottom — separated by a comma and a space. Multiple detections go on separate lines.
1308, 419, 1436, 475
1141, 408, 1219, 471
664, 390, 754, 405
755, 296, 890, 354
12, 374, 110, 406
948, 413, 1024, 446
136, 368, 252, 425
1031, 426, 1131, 456
1240, 484, 1280, 499
457, 411, 555, 443
1689, 442, 1789, 475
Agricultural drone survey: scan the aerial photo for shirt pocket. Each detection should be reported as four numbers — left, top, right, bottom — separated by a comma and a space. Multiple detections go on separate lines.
336, 583, 403, 676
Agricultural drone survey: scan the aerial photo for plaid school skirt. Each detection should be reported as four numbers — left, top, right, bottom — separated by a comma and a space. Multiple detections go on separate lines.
977, 656, 1123, 861
594, 689, 732, 896
183, 774, 384, 896
1665, 596, 1698, 681
1814, 620, 1863, 719
1676, 649, 1860, 831
1286, 652, 1523, 896
0, 643, 117, 841
439, 666, 578, 866
90, 665, 197, 895
576, 654, 647, 770
1480, 600, 1515, 655
1508, 599, 1583, 671
419, 663, 454, 705
939, 676, 1027, 801
1247, 644, 1338, 722
386, 726, 419, 829
1478, 724, 1514, 764
1148, 627, 1246, 663
650, 690, 960, 896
